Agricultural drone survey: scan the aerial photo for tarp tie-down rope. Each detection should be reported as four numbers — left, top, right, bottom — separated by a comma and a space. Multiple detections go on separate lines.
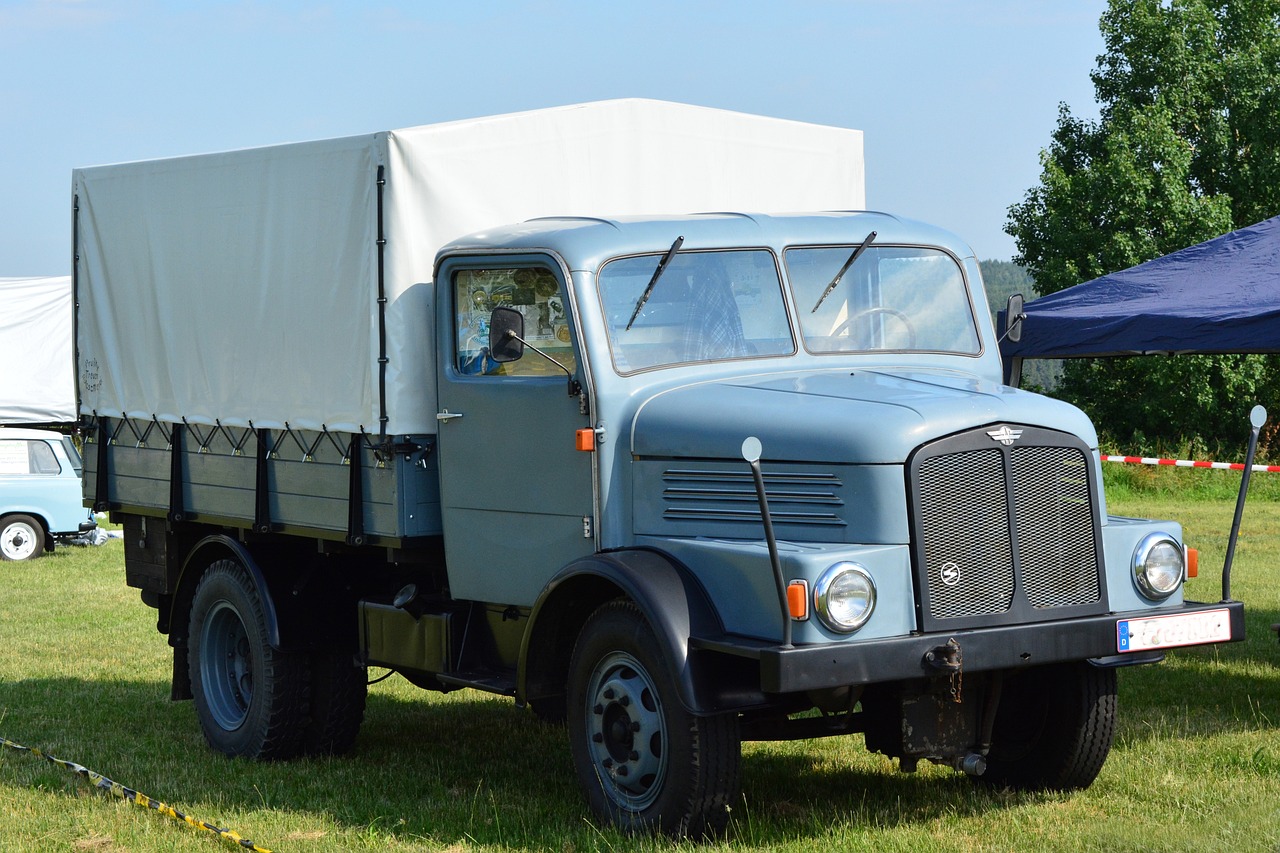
0, 734, 271, 852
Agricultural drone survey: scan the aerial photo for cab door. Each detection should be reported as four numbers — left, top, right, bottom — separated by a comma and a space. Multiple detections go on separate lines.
434, 255, 595, 606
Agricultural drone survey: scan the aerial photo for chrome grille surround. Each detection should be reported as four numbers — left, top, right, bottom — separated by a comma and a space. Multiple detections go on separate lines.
909, 425, 1106, 632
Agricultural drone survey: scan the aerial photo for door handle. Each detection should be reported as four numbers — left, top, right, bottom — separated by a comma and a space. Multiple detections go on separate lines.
436, 410, 464, 423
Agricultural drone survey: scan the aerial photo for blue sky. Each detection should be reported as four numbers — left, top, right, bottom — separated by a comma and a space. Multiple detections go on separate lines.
0, 0, 1106, 275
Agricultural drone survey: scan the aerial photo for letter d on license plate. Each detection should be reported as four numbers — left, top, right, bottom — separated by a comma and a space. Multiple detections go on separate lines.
1117, 609, 1232, 653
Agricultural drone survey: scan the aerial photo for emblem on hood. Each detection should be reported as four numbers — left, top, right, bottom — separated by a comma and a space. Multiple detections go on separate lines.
987, 426, 1023, 446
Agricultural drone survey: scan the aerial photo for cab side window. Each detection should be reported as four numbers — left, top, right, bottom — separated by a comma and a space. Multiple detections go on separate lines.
454, 267, 578, 377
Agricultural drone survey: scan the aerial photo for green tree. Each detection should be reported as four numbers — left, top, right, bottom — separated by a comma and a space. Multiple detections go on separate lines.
1007, 0, 1280, 451
979, 260, 1062, 391
979, 259, 1035, 322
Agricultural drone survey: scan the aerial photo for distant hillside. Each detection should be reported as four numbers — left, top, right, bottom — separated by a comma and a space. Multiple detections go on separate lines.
978, 259, 1036, 324
977, 260, 1061, 391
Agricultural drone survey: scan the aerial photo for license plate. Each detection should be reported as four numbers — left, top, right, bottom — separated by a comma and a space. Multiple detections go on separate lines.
1117, 609, 1232, 653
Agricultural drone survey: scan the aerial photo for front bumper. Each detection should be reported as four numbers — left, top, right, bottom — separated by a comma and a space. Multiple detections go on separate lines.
692, 600, 1245, 694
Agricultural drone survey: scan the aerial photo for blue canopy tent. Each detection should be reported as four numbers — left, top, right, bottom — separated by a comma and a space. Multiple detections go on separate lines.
999, 215, 1280, 384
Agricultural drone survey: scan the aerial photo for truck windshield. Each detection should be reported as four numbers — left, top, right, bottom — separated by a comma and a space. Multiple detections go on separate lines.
597, 249, 794, 374
784, 246, 981, 355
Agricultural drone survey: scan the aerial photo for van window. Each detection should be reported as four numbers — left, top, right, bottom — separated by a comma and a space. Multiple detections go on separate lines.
61, 436, 84, 476
0, 439, 62, 476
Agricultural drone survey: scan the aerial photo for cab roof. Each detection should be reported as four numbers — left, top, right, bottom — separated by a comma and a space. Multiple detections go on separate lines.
438, 211, 975, 272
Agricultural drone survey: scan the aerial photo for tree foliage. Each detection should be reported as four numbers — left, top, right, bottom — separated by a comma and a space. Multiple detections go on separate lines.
979, 260, 1063, 392
978, 259, 1035, 313
1007, 0, 1280, 451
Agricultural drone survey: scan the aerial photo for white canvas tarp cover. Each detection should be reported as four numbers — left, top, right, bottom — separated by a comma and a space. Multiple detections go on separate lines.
0, 276, 76, 424
75, 99, 865, 435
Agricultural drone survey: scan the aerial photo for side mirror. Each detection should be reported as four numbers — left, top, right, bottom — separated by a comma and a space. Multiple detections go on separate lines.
488, 306, 525, 363
1004, 294, 1025, 343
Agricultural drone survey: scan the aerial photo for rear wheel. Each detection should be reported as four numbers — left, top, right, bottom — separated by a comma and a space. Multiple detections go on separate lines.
0, 515, 44, 562
303, 651, 367, 755
567, 600, 740, 838
978, 661, 1117, 790
188, 559, 310, 759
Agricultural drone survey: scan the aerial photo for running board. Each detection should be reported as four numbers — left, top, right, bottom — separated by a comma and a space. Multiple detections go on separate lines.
435, 669, 517, 696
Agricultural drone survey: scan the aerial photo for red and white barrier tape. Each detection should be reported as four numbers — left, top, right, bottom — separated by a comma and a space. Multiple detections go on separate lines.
1100, 454, 1280, 473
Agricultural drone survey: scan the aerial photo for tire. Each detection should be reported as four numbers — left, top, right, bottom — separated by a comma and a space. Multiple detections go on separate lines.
303, 651, 367, 756
0, 515, 44, 562
567, 600, 741, 838
529, 696, 567, 725
188, 559, 310, 759
978, 661, 1117, 791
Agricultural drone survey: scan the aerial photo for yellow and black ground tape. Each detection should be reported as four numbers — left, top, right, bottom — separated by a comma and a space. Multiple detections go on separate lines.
0, 734, 271, 851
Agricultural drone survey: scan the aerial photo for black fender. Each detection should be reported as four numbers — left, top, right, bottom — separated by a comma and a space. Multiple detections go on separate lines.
170, 535, 283, 647
518, 548, 763, 716
170, 533, 352, 655
164, 535, 280, 702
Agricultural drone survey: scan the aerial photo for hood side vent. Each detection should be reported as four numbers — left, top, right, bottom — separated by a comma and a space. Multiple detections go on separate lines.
661, 468, 846, 526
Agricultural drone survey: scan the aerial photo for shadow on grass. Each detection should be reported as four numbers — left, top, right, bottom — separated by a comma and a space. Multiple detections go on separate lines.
0, 676, 1030, 847
2, 634, 1277, 849
1115, 605, 1280, 742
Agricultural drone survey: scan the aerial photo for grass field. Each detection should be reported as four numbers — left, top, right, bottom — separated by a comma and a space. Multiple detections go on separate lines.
1, 471, 1278, 852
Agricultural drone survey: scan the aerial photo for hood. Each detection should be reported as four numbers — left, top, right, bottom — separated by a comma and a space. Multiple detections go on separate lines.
629, 368, 1097, 464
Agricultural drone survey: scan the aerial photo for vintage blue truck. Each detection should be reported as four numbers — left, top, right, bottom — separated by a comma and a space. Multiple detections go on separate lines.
73, 103, 1243, 837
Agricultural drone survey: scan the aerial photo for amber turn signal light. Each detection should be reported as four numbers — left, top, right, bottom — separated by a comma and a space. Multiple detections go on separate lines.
787, 580, 809, 620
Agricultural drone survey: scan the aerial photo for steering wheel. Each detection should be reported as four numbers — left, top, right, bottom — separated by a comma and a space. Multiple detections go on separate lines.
830, 307, 916, 349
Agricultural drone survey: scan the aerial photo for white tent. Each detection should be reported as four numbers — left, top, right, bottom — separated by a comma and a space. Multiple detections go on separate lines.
0, 275, 76, 425
75, 99, 866, 435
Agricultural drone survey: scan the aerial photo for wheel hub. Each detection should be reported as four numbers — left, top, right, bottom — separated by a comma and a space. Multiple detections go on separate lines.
1, 523, 38, 561
584, 652, 667, 810
200, 601, 254, 730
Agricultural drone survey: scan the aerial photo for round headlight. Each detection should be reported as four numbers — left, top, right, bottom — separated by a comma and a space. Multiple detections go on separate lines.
813, 562, 876, 633
1133, 533, 1184, 600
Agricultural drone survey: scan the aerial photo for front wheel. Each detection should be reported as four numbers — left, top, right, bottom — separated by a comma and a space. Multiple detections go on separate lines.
567, 600, 741, 838
188, 559, 310, 759
0, 515, 44, 562
977, 661, 1117, 790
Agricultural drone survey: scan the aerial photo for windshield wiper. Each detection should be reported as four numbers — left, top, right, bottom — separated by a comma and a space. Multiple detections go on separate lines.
625, 235, 684, 331
810, 230, 876, 313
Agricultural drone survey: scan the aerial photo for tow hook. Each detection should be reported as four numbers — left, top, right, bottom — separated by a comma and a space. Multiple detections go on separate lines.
924, 638, 963, 702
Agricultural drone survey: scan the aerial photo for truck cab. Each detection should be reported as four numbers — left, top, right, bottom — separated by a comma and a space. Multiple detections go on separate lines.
420, 212, 1239, 832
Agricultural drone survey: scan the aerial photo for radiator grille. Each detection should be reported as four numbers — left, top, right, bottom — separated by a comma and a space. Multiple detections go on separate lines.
1012, 446, 1100, 608
913, 428, 1102, 627
918, 450, 1015, 619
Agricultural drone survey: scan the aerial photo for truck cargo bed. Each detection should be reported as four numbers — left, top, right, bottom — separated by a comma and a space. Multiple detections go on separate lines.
84, 416, 441, 544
